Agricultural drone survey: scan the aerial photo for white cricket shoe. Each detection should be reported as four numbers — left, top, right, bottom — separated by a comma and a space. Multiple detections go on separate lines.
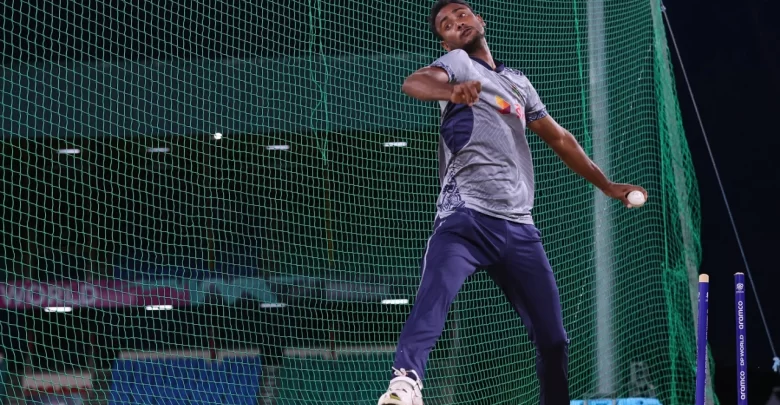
377, 367, 423, 405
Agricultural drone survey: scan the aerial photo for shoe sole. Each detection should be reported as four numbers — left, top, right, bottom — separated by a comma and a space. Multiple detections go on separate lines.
378, 393, 405, 405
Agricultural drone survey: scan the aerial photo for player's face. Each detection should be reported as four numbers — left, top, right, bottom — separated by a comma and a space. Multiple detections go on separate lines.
434, 4, 486, 53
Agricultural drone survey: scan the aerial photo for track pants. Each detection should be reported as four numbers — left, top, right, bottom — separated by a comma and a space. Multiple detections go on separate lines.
391, 207, 570, 405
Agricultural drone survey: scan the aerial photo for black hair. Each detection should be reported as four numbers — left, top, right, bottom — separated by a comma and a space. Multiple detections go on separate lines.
428, 0, 474, 40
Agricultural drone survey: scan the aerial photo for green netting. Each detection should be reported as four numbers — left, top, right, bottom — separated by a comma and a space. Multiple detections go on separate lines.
0, 0, 713, 404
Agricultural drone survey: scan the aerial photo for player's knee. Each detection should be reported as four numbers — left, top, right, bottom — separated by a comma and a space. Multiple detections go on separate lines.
420, 259, 470, 292
536, 330, 569, 354
419, 272, 461, 300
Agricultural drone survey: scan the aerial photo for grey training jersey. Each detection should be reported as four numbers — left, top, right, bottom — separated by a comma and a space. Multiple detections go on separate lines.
430, 49, 548, 225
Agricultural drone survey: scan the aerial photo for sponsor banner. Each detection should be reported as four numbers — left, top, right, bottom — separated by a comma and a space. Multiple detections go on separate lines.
0, 275, 399, 310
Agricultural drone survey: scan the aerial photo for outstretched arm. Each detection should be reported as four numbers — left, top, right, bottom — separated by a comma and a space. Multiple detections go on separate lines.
528, 115, 648, 208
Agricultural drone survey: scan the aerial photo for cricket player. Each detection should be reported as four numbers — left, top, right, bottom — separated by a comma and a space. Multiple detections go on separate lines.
377, 1, 648, 404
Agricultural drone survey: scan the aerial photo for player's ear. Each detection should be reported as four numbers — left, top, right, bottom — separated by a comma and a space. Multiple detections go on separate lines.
441, 40, 451, 52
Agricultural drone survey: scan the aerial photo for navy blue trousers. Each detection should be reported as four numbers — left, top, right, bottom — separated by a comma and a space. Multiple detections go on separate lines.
392, 207, 570, 405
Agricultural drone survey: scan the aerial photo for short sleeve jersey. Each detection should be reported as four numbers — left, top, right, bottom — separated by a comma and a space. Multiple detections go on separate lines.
430, 49, 548, 224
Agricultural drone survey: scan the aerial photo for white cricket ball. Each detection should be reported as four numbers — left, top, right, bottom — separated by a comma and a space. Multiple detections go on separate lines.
627, 190, 646, 207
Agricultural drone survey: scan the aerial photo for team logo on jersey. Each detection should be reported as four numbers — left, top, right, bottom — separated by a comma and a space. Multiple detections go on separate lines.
510, 84, 524, 100
495, 96, 511, 114
495, 96, 524, 121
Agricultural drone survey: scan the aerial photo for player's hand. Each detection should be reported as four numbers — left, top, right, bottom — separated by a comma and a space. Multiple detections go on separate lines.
602, 182, 648, 208
450, 81, 482, 106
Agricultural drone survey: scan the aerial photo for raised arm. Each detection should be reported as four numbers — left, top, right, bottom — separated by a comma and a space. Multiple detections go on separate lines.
401, 66, 455, 101
402, 49, 482, 106
402, 66, 482, 106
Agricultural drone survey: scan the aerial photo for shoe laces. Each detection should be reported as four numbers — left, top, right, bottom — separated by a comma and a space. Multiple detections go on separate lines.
392, 367, 422, 390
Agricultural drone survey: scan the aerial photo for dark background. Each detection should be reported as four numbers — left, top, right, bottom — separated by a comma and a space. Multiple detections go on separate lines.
664, 0, 780, 402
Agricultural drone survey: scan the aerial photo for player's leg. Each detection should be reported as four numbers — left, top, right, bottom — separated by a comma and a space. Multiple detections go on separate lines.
487, 223, 570, 405
379, 208, 502, 405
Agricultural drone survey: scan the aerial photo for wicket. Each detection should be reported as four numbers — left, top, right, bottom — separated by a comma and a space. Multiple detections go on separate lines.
735, 272, 747, 405
695, 272, 747, 405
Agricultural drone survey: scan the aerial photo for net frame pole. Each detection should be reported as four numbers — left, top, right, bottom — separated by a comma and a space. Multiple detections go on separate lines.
587, 0, 616, 395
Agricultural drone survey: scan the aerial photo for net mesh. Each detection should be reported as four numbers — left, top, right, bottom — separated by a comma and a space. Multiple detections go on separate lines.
0, 0, 713, 404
